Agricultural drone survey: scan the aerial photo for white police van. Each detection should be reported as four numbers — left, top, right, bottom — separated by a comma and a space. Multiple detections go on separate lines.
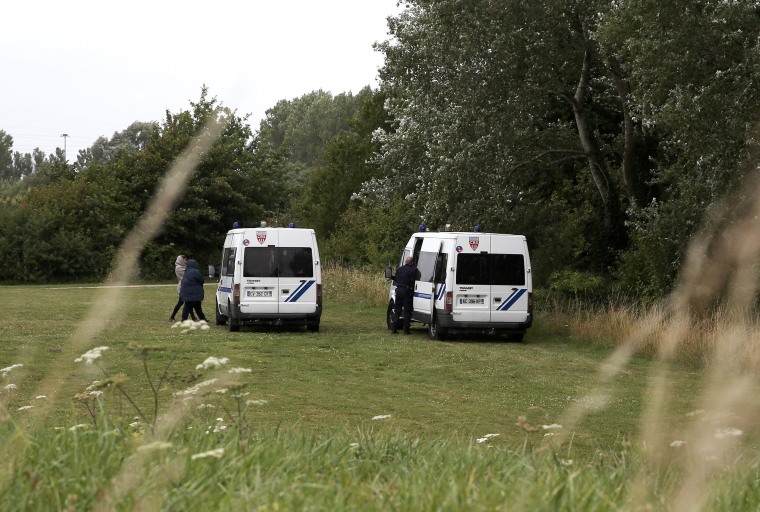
385, 227, 533, 341
215, 223, 322, 332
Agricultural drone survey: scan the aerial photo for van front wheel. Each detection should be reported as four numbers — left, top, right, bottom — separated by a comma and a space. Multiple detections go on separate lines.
386, 302, 402, 331
428, 314, 447, 341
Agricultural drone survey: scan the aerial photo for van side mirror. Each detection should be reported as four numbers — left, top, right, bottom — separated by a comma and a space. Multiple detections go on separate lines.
384, 266, 394, 280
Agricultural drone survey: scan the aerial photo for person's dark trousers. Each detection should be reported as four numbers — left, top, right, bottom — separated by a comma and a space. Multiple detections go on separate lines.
181, 301, 207, 322
171, 295, 197, 321
393, 287, 413, 334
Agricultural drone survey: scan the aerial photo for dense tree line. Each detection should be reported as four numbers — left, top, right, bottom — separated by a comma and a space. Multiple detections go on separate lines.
1, 0, 760, 300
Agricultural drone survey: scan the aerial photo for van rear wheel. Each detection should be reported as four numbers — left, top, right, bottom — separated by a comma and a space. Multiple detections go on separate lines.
227, 301, 240, 332
386, 302, 402, 331
428, 314, 447, 341
215, 299, 227, 326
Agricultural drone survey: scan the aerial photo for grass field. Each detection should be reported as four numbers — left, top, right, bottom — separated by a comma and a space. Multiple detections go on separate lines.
0, 280, 758, 510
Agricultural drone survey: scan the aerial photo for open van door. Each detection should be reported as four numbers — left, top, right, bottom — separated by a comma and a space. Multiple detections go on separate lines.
412, 237, 441, 322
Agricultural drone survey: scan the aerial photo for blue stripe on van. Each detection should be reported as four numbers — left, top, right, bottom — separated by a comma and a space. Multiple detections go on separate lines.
219, 287, 233, 293
497, 289, 526, 311
436, 283, 446, 301
285, 280, 315, 302
413, 291, 433, 300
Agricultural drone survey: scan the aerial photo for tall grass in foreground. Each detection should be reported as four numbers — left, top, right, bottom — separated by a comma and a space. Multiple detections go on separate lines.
5, 420, 760, 512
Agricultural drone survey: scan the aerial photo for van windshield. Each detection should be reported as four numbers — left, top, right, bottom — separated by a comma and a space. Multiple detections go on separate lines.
243, 247, 313, 278
456, 253, 525, 286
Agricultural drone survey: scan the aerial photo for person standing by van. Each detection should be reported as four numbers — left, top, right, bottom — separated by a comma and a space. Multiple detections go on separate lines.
180, 259, 207, 322
169, 255, 197, 322
392, 256, 418, 334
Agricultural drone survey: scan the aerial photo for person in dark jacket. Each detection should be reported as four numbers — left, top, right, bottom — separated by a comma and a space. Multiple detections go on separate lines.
170, 255, 197, 322
180, 259, 207, 322
392, 256, 419, 334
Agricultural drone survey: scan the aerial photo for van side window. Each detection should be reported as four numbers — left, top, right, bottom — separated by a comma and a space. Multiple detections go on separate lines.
279, 248, 313, 278
435, 253, 448, 283
412, 238, 423, 266
243, 247, 277, 277
417, 251, 437, 283
223, 248, 236, 277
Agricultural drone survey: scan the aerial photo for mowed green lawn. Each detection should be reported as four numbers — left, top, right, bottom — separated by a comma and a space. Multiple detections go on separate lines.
0, 282, 702, 459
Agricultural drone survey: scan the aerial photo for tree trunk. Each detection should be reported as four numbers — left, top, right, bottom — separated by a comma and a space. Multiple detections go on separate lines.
609, 56, 636, 202
565, 43, 611, 227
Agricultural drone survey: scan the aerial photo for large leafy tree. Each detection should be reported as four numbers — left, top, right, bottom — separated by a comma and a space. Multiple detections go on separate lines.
368, 0, 760, 292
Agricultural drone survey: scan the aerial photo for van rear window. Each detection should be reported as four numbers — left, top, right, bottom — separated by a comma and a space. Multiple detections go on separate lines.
243, 247, 313, 278
456, 254, 525, 286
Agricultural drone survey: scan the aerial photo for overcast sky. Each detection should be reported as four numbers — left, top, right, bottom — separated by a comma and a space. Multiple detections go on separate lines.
1, 0, 401, 161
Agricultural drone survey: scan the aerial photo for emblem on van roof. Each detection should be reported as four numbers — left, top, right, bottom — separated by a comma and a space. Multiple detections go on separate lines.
256, 231, 267, 244
469, 237, 479, 251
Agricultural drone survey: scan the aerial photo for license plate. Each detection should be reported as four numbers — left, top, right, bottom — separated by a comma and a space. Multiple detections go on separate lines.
247, 290, 272, 298
460, 298, 484, 305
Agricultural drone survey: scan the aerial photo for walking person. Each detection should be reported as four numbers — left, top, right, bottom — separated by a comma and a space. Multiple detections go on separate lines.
392, 256, 419, 334
169, 255, 196, 322
180, 259, 207, 322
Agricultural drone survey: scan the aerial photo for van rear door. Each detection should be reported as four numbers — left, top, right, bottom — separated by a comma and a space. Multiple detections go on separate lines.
278, 230, 318, 315
453, 234, 492, 323
240, 229, 279, 314
489, 236, 530, 323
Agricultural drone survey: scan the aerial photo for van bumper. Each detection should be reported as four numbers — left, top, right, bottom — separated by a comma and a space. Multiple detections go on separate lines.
228, 305, 322, 327
436, 311, 532, 333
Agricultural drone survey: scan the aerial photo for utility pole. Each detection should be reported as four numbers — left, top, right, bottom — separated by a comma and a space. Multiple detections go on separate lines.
61, 133, 69, 162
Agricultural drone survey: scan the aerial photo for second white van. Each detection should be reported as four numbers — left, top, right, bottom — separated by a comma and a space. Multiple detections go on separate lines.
385, 228, 533, 341
215, 225, 322, 332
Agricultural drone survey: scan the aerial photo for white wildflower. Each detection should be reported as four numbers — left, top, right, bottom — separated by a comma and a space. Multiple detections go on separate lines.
246, 399, 268, 406
714, 428, 743, 439
200, 324, 211, 331
686, 409, 705, 417
17, 405, 33, 411
228, 367, 252, 374
69, 424, 89, 431
477, 433, 499, 444
129, 421, 141, 428
197, 404, 216, 409
75, 346, 109, 364
372, 414, 392, 420
195, 357, 230, 370
542, 424, 563, 430
4, 384, 17, 391
350, 443, 360, 449
174, 378, 219, 397
35, 395, 47, 399
89, 390, 103, 398
215, 388, 228, 394
191, 448, 225, 460
0, 364, 23, 377
670, 440, 686, 447
560, 459, 573, 466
